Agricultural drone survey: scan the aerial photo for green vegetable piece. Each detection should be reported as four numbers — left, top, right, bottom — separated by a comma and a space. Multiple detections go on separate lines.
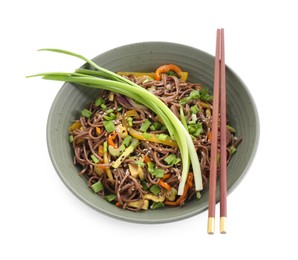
164, 154, 176, 165
69, 135, 74, 143
122, 135, 132, 147
103, 120, 115, 133
199, 88, 213, 102
229, 146, 237, 155
104, 113, 116, 121
147, 162, 155, 173
111, 138, 139, 168
190, 105, 200, 114
104, 194, 117, 202
151, 202, 165, 210
150, 184, 161, 195
95, 97, 104, 106
140, 119, 151, 132
100, 104, 107, 109
91, 181, 104, 193
141, 181, 149, 191
105, 108, 114, 114
188, 122, 203, 137
153, 168, 164, 178
157, 134, 169, 141
108, 144, 126, 157
91, 154, 100, 164
81, 108, 92, 118
127, 117, 133, 126
150, 122, 162, 131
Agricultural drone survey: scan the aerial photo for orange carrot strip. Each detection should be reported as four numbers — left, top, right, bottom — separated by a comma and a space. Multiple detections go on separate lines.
159, 179, 171, 190
107, 131, 117, 148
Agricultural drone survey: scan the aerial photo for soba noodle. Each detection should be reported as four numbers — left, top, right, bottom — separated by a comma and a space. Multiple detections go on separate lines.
68, 74, 241, 211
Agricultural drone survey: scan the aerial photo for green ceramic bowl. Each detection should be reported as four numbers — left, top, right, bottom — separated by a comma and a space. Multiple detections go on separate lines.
47, 42, 259, 224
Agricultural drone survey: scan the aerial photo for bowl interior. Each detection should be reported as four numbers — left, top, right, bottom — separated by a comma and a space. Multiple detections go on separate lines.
47, 42, 259, 223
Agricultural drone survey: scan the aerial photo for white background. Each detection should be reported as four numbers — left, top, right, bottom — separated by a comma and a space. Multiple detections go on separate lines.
1, 0, 297, 259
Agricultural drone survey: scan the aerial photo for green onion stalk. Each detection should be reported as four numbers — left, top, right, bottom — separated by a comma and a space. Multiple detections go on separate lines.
27, 49, 203, 194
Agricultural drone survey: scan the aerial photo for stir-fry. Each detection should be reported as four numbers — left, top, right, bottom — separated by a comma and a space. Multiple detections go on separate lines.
68, 65, 241, 211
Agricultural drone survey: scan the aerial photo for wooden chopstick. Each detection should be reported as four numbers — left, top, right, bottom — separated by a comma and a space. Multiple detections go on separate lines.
219, 29, 227, 234
207, 28, 227, 234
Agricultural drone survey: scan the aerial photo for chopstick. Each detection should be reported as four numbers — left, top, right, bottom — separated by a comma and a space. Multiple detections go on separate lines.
207, 28, 227, 234
219, 29, 227, 234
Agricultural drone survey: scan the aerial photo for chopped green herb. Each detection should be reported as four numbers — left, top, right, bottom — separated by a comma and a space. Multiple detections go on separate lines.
91, 181, 104, 193
153, 168, 164, 178
90, 154, 99, 164
164, 154, 181, 166
127, 117, 133, 126
179, 88, 213, 105
100, 104, 107, 109
199, 88, 213, 102
105, 108, 114, 114
104, 112, 116, 120
104, 194, 117, 202
122, 135, 132, 147
141, 180, 149, 191
147, 162, 155, 173
103, 120, 115, 133
140, 119, 151, 132
164, 154, 176, 165
150, 122, 162, 131
188, 122, 203, 137
81, 108, 92, 118
166, 70, 177, 77
151, 202, 165, 209
190, 105, 200, 114
95, 97, 104, 106
150, 184, 161, 195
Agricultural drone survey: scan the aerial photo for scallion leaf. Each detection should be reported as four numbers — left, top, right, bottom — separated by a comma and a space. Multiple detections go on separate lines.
91, 181, 104, 193
139, 119, 151, 132
103, 120, 115, 133
150, 184, 161, 195
90, 154, 99, 164
81, 108, 92, 118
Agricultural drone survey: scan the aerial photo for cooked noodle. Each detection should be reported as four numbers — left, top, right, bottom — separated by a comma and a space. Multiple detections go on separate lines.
69, 74, 241, 211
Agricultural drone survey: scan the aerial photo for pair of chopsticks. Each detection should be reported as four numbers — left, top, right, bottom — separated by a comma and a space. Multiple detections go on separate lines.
207, 28, 227, 234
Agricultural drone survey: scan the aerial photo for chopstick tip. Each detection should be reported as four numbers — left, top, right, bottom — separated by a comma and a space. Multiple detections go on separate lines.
220, 217, 227, 234
207, 217, 215, 234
